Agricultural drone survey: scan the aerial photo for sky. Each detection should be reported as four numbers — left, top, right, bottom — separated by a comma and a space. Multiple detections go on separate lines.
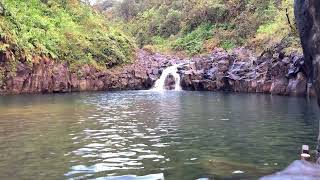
88, 0, 97, 5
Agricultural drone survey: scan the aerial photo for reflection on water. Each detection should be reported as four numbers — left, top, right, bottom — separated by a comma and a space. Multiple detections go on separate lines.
0, 91, 319, 180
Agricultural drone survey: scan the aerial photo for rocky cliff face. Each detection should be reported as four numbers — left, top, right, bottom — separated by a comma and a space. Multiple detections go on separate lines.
0, 50, 173, 94
0, 48, 310, 96
179, 48, 309, 96
294, 0, 320, 157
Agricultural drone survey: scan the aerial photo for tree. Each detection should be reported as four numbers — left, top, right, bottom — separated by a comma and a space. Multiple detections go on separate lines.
116, 0, 137, 21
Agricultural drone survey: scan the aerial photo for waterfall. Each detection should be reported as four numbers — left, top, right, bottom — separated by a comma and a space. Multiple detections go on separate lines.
153, 64, 182, 91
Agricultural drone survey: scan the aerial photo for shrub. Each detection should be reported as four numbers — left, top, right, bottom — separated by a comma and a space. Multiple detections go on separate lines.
94, 0, 300, 56
249, 0, 300, 54
0, 0, 135, 68
158, 10, 182, 37
183, 1, 228, 33
173, 23, 214, 55
221, 40, 236, 50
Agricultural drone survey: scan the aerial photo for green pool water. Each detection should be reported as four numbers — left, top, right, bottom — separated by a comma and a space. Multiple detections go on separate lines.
0, 91, 318, 180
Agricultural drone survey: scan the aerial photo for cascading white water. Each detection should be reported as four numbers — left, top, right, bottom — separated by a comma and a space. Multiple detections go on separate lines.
153, 64, 182, 91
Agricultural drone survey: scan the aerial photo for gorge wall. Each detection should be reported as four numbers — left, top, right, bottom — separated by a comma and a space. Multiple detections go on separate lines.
0, 48, 310, 96
0, 50, 167, 94
179, 48, 309, 96
294, 0, 320, 157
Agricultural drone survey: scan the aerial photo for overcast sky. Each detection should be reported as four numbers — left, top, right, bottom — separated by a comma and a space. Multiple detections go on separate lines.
88, 0, 96, 5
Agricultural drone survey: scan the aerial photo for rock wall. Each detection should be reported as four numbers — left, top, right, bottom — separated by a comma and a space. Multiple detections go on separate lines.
179, 48, 310, 96
0, 50, 174, 94
0, 48, 311, 96
294, 0, 320, 157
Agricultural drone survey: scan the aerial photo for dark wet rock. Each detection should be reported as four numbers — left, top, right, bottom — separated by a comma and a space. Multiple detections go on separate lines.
204, 67, 218, 80
294, 0, 320, 101
270, 78, 288, 95
0, 49, 170, 94
164, 75, 176, 90
178, 48, 310, 96
287, 72, 307, 96
282, 57, 290, 65
0, 48, 312, 97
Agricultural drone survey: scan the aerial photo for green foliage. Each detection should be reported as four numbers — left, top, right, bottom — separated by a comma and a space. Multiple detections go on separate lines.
98, 0, 298, 55
115, 0, 138, 21
149, 36, 173, 53
0, 0, 135, 68
173, 24, 214, 55
221, 40, 236, 50
182, 1, 228, 33
0, 42, 9, 53
1, 0, 299, 64
252, 0, 300, 53
159, 9, 182, 37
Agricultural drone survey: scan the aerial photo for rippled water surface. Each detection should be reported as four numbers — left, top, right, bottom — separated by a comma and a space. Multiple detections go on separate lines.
0, 91, 319, 180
